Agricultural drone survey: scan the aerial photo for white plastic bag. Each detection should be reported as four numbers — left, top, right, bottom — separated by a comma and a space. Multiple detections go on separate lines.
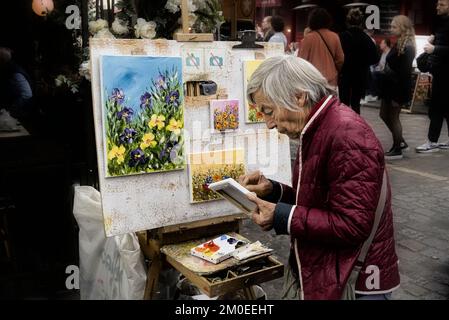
73, 186, 147, 300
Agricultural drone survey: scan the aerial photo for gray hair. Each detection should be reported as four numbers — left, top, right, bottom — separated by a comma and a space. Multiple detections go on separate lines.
247, 55, 335, 112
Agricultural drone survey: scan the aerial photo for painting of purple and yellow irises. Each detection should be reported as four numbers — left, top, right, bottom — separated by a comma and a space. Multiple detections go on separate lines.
188, 149, 245, 203
101, 55, 185, 177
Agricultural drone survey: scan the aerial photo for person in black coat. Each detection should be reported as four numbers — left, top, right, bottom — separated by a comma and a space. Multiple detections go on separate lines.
0, 47, 34, 119
379, 16, 416, 160
339, 8, 379, 114
416, 0, 449, 153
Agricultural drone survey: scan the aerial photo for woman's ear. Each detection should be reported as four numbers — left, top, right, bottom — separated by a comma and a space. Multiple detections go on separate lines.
296, 92, 308, 108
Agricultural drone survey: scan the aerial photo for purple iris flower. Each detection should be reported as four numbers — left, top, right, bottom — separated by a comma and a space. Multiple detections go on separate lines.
223, 175, 230, 180
140, 92, 153, 109
119, 128, 137, 144
205, 176, 213, 184
159, 149, 168, 161
155, 75, 167, 90
166, 90, 180, 107
169, 143, 182, 163
116, 107, 134, 123
129, 148, 148, 167
110, 88, 124, 104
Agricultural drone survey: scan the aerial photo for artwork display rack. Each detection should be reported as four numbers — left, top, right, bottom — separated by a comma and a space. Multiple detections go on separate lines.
136, 3, 284, 300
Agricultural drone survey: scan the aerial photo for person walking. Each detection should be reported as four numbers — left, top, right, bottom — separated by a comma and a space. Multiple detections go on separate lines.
299, 8, 344, 88
339, 8, 379, 114
379, 16, 416, 160
416, 0, 449, 153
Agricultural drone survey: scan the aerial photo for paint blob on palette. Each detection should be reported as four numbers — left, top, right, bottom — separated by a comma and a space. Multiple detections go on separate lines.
190, 234, 248, 264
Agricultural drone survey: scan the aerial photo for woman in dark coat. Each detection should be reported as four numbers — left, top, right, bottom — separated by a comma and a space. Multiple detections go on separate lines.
380, 15, 416, 160
339, 8, 379, 114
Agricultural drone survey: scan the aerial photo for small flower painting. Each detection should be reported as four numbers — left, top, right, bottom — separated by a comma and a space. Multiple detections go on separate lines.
243, 60, 265, 123
188, 149, 245, 203
101, 55, 185, 177
210, 99, 239, 132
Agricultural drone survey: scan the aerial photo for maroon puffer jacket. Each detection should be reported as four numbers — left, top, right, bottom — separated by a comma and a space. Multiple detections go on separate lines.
271, 96, 400, 300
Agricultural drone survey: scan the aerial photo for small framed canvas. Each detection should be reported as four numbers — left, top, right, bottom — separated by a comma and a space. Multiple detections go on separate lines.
210, 99, 239, 133
188, 149, 246, 204
243, 60, 265, 124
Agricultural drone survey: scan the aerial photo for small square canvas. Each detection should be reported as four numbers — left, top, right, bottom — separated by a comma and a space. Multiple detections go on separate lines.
100, 55, 185, 178
243, 60, 265, 123
188, 149, 246, 203
210, 99, 239, 132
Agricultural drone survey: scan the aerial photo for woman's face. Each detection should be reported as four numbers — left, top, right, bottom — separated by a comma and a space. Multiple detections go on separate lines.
390, 21, 401, 36
252, 90, 309, 140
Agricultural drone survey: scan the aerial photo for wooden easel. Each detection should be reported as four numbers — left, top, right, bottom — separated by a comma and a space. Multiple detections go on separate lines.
138, 214, 241, 299
136, 1, 283, 300
173, 0, 214, 42
138, 214, 284, 300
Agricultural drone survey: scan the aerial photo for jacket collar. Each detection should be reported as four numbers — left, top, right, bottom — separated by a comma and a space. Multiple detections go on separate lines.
302, 95, 338, 137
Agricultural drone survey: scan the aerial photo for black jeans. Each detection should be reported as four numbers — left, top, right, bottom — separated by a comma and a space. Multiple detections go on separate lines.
339, 72, 368, 115
428, 76, 449, 143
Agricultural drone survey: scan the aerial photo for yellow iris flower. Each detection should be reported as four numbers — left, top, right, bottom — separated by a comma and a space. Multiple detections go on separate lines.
148, 114, 166, 130
140, 133, 157, 150
108, 145, 126, 164
166, 118, 183, 135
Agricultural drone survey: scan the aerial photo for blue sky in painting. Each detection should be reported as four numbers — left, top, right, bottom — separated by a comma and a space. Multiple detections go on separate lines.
101, 55, 182, 112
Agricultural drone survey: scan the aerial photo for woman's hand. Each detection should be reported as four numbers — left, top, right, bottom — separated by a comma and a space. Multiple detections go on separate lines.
246, 193, 276, 231
238, 171, 273, 198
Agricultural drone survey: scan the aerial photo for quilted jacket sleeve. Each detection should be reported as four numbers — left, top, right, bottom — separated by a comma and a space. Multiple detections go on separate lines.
273, 122, 385, 246
261, 180, 297, 205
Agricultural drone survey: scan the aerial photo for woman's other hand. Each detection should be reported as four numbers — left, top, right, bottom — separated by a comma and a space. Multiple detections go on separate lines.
238, 171, 273, 198
246, 193, 276, 231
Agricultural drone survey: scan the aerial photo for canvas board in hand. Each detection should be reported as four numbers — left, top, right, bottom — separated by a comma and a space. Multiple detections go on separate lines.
208, 178, 257, 215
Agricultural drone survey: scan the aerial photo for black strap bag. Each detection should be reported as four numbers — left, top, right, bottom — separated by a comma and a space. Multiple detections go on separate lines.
416, 52, 433, 74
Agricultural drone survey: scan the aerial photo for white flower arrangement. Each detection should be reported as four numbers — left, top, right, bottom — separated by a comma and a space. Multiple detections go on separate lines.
134, 18, 157, 39
88, 19, 108, 35
165, 0, 181, 14
112, 18, 129, 35
165, 0, 198, 14
78, 0, 224, 82
55, 75, 79, 94
79, 60, 91, 81
94, 28, 116, 39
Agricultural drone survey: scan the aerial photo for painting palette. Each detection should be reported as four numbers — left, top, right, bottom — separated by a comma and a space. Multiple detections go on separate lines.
190, 234, 248, 264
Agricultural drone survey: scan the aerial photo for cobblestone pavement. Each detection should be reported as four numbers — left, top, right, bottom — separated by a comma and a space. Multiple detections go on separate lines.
241, 105, 449, 300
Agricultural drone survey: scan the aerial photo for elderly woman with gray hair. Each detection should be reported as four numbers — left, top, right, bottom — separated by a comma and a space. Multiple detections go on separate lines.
239, 55, 400, 300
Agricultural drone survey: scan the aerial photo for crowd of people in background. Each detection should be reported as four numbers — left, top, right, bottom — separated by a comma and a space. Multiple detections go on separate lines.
256, 0, 449, 160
